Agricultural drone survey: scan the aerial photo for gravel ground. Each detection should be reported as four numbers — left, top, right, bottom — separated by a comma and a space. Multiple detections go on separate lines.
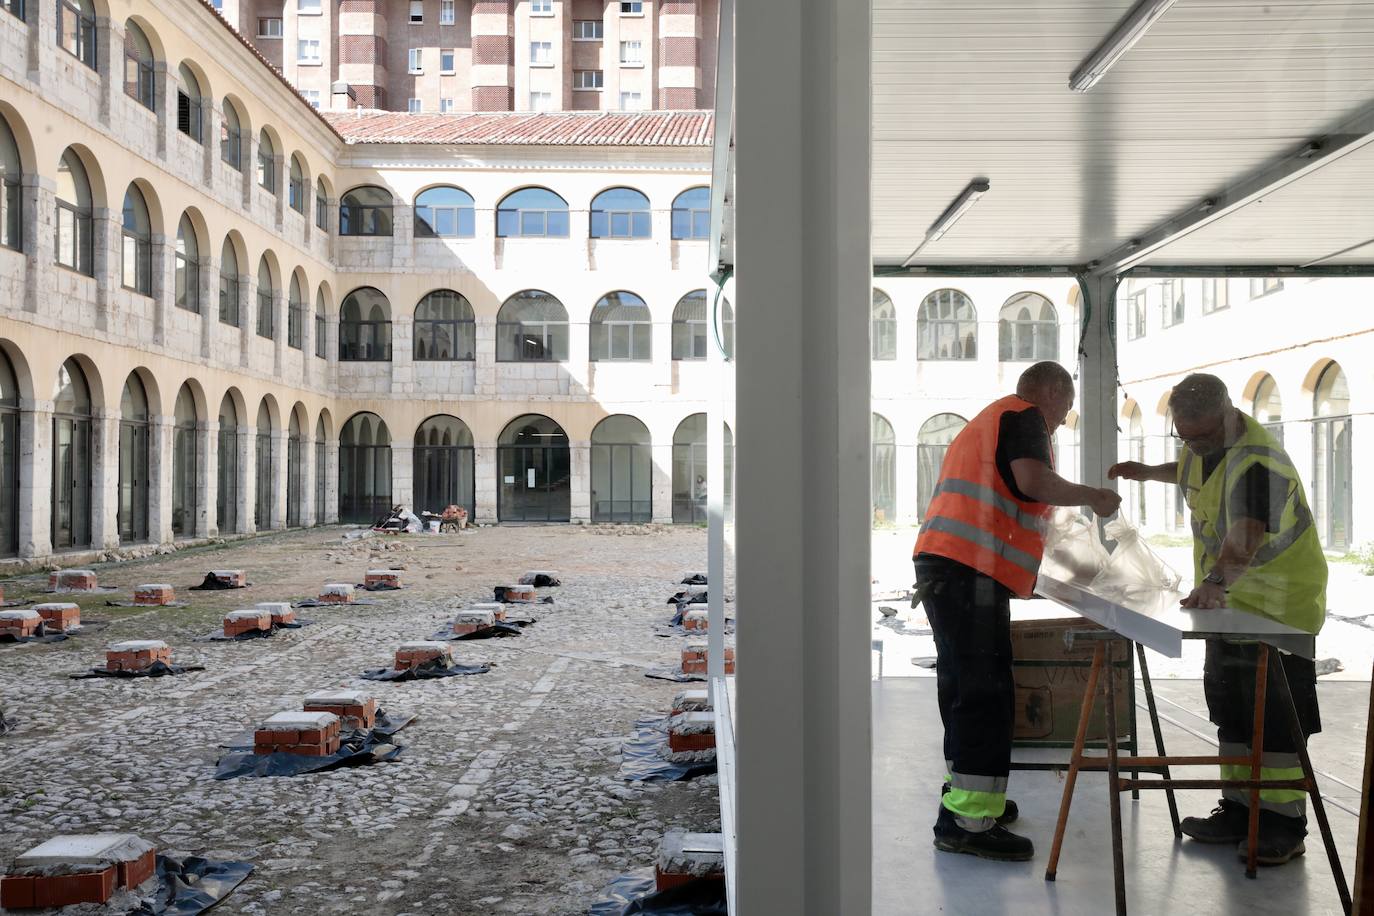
0, 525, 728, 915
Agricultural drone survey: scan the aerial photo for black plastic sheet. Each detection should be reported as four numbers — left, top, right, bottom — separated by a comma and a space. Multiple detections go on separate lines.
588, 871, 727, 916
71, 661, 205, 679
428, 620, 525, 641
189, 573, 253, 591
292, 597, 377, 608
196, 620, 312, 641
680, 574, 708, 586
643, 666, 703, 684
519, 573, 561, 587
0, 598, 35, 608
106, 600, 189, 608
0, 709, 13, 736
667, 591, 708, 607
214, 720, 407, 779
0, 619, 110, 644
133, 854, 254, 915
620, 716, 716, 782
361, 659, 491, 681
357, 581, 405, 592
492, 586, 555, 604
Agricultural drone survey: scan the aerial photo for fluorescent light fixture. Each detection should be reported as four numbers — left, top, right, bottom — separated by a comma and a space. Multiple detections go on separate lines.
1069, 0, 1180, 92
901, 179, 990, 266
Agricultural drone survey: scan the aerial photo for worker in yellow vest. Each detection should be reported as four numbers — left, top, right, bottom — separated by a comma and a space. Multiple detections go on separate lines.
1109, 373, 1326, 866
915, 361, 1121, 861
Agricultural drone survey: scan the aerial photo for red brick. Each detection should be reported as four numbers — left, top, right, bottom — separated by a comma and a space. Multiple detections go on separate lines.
681, 645, 735, 675
660, 87, 700, 109
210, 570, 247, 587
1, 874, 35, 909
34, 603, 81, 632
365, 571, 402, 588
655, 868, 724, 892
472, 86, 514, 111
472, 34, 513, 66
50, 570, 97, 590
668, 729, 716, 753
117, 849, 156, 890
32, 867, 116, 908
134, 584, 175, 606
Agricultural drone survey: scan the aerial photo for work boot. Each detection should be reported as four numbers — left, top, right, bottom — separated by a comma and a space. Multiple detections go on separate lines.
1180, 799, 1249, 844
1237, 811, 1307, 866
932, 804, 1034, 862
942, 782, 1018, 825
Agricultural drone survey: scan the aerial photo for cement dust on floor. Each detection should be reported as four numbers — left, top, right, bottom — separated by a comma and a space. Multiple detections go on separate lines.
0, 525, 731, 915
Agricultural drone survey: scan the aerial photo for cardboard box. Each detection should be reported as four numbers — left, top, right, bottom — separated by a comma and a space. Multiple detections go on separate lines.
1011, 618, 1130, 745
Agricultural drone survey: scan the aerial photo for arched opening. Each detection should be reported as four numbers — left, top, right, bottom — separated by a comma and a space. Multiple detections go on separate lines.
286, 409, 304, 527
589, 291, 651, 361
917, 413, 967, 520
414, 186, 475, 238
220, 97, 245, 171
672, 413, 734, 524
171, 383, 198, 538
254, 401, 274, 529
174, 213, 200, 313
288, 273, 305, 350
256, 256, 275, 340
56, 149, 94, 275
998, 292, 1058, 362
0, 113, 22, 252
288, 154, 307, 213
414, 415, 475, 518
918, 289, 977, 360
339, 412, 392, 524
58, 0, 97, 67
871, 290, 896, 361
315, 286, 329, 359
120, 184, 153, 295
339, 288, 392, 361
1312, 362, 1352, 549
591, 415, 652, 522
1253, 373, 1283, 444
216, 393, 240, 534
498, 414, 570, 522
314, 413, 329, 521
117, 372, 151, 543
257, 129, 276, 194
0, 348, 20, 556
414, 290, 475, 361
176, 63, 204, 143
672, 290, 735, 360
339, 185, 393, 236
1162, 408, 1184, 531
52, 358, 94, 549
496, 187, 569, 238
590, 187, 651, 239
218, 236, 240, 326
871, 413, 896, 524
1122, 403, 1145, 526
314, 176, 330, 231
671, 186, 710, 240
123, 20, 156, 110
497, 290, 568, 362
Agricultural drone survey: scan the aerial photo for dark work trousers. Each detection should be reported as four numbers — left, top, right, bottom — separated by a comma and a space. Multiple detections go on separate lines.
915, 553, 1014, 822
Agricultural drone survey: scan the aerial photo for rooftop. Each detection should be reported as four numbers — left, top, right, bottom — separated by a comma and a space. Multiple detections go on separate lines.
322, 110, 715, 147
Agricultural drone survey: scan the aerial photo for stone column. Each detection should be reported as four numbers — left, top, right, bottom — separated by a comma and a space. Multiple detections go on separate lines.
240, 131, 255, 210
272, 154, 285, 231
569, 440, 590, 522
324, 439, 340, 524
474, 444, 498, 522
392, 202, 414, 270
151, 233, 170, 345
92, 208, 117, 332
21, 175, 47, 314
893, 433, 920, 527
271, 428, 288, 530
390, 442, 414, 509
272, 288, 285, 377
201, 104, 217, 186
237, 423, 255, 534
155, 61, 173, 160
651, 440, 672, 524
96, 17, 115, 127
19, 402, 52, 558
238, 272, 252, 367
199, 420, 216, 538
149, 414, 173, 544
302, 435, 317, 527
25, 0, 44, 82
91, 407, 120, 549
199, 255, 215, 359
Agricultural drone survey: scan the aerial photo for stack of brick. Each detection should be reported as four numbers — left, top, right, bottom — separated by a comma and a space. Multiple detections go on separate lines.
394, 641, 452, 671
654, 830, 725, 892
682, 609, 709, 632
364, 570, 402, 589
49, 569, 97, 591
451, 608, 495, 637
223, 609, 272, 637
33, 603, 80, 633
470, 601, 506, 622
303, 689, 378, 730
502, 583, 536, 603
210, 570, 247, 588
672, 688, 710, 715
0, 609, 40, 639
666, 711, 717, 753
681, 643, 736, 675
105, 640, 172, 672
319, 583, 355, 604
255, 602, 295, 626
133, 584, 175, 606
253, 711, 341, 757
1, 834, 157, 909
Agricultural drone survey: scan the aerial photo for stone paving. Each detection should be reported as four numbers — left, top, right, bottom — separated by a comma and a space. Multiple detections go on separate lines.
0, 525, 727, 915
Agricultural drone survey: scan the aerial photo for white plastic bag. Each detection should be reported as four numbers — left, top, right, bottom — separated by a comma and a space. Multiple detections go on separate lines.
1090, 516, 1182, 594
1038, 507, 1111, 584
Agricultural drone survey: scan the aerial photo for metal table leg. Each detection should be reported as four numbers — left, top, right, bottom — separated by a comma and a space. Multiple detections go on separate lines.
1103, 640, 1128, 916
1135, 641, 1180, 838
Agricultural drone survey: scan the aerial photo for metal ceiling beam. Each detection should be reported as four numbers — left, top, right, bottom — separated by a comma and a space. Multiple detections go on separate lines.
1088, 99, 1374, 277
707, 0, 735, 276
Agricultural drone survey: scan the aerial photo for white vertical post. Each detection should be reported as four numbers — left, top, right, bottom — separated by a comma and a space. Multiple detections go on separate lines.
1077, 272, 1120, 490
735, 0, 872, 912
706, 280, 726, 701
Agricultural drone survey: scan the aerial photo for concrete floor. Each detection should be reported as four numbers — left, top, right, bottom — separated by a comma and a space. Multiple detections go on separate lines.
874, 677, 1364, 916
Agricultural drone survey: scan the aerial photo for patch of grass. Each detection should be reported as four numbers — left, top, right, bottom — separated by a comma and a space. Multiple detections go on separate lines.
1333, 543, 1374, 575
1147, 534, 1194, 549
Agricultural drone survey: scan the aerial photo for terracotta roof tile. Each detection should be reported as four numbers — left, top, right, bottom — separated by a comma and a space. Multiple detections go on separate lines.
322, 110, 715, 147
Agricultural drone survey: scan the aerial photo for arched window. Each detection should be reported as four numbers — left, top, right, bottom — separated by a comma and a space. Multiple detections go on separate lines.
287, 274, 304, 350
288, 155, 306, 213
498, 414, 570, 522
591, 416, 652, 523
496, 187, 569, 238
497, 290, 568, 361
672, 290, 735, 360
256, 258, 275, 340
339, 288, 393, 361
872, 413, 896, 524
917, 413, 967, 520
286, 411, 303, 527
172, 383, 197, 538
177, 64, 204, 142
121, 185, 152, 295
218, 239, 240, 326
220, 98, 243, 170
414, 290, 475, 361
254, 401, 274, 529
1253, 374, 1283, 443
998, 292, 1058, 362
339, 185, 393, 236
339, 412, 392, 523
314, 414, 328, 521
1313, 362, 1352, 549
871, 290, 896, 361
414, 415, 475, 518
52, 358, 93, 549
56, 149, 93, 275
590, 187, 651, 239
174, 214, 199, 313
314, 177, 329, 231
1, 114, 24, 252
415, 186, 475, 238
918, 289, 977, 360
257, 129, 276, 193
590, 291, 651, 361
1161, 408, 1185, 531
58, 0, 96, 67
1122, 404, 1145, 525
314, 288, 327, 358
118, 374, 151, 543
671, 186, 710, 240
216, 394, 239, 534
123, 21, 156, 110
0, 349, 20, 556
672, 413, 734, 524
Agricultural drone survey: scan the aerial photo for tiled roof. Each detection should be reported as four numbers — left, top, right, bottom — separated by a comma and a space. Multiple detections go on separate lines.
322, 110, 715, 147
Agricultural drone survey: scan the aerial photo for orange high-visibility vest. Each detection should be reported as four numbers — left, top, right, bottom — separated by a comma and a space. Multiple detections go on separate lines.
913, 395, 1053, 598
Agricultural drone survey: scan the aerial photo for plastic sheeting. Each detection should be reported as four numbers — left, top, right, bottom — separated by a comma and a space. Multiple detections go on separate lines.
292, 597, 378, 608
71, 661, 205, 679
373, 508, 423, 533
357, 582, 405, 592
214, 713, 411, 780
132, 854, 254, 915
680, 574, 708, 586
361, 659, 491, 681
588, 871, 728, 916
620, 716, 717, 782
197, 620, 312, 642
1038, 507, 1112, 584
106, 600, 189, 608
493, 586, 556, 605
1092, 516, 1183, 594
518, 573, 562, 587
189, 574, 252, 591
428, 621, 526, 641
643, 667, 703, 684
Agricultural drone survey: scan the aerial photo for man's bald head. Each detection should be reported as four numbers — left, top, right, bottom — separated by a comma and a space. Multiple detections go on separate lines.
1016, 361, 1075, 428
1169, 373, 1231, 422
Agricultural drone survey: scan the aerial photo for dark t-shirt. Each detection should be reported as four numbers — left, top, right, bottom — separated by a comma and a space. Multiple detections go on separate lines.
1200, 451, 1286, 533
996, 405, 1054, 503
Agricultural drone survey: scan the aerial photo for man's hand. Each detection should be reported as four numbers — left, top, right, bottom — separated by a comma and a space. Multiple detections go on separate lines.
1181, 581, 1227, 610
1087, 488, 1122, 519
1107, 462, 1151, 481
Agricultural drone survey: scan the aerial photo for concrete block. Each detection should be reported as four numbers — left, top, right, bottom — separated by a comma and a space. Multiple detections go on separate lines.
470, 601, 506, 622
5, 833, 157, 907
255, 602, 295, 625
33, 603, 80, 633
655, 829, 725, 892
672, 688, 710, 714
254, 710, 341, 756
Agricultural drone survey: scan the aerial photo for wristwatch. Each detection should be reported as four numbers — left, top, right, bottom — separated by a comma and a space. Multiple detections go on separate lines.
1202, 569, 1226, 588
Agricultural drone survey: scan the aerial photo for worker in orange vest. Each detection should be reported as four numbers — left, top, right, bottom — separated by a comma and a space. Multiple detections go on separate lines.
915, 361, 1121, 861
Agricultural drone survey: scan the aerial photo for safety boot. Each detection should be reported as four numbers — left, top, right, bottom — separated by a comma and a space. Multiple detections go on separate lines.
1237, 811, 1307, 866
932, 804, 1034, 862
942, 782, 1018, 825
1180, 798, 1249, 844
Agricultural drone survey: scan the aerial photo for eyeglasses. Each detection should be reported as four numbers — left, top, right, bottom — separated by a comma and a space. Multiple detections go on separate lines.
1170, 416, 1224, 445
